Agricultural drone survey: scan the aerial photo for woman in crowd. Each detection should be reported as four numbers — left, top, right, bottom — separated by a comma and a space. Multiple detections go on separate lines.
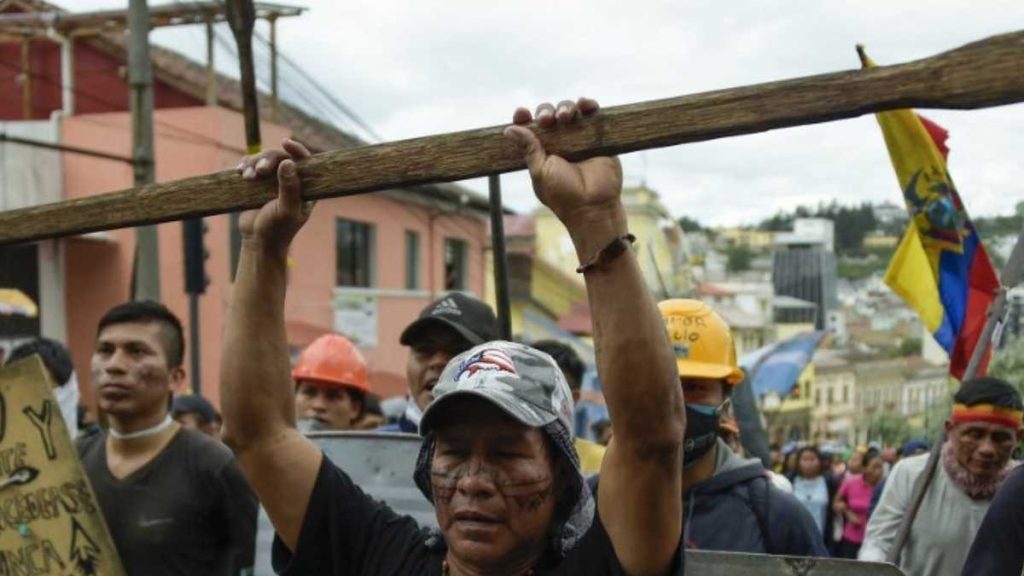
791, 445, 840, 553
832, 449, 884, 558
782, 449, 801, 482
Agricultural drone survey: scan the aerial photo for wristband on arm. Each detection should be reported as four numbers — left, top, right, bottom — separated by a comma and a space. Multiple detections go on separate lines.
576, 234, 636, 274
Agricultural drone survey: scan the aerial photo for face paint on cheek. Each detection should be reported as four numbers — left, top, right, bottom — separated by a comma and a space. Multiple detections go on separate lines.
430, 461, 555, 510
134, 363, 170, 388
508, 484, 555, 513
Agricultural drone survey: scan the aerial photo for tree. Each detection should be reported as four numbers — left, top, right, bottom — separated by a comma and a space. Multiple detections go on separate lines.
868, 411, 911, 446
898, 337, 923, 357
678, 215, 703, 233
989, 336, 1024, 400
726, 245, 753, 273
758, 211, 793, 232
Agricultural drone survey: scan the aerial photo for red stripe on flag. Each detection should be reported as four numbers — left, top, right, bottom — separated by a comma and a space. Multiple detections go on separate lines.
950, 243, 1000, 380
919, 115, 949, 160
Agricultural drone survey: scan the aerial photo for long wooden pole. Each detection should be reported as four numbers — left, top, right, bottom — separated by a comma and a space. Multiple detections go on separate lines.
1, 31, 1023, 245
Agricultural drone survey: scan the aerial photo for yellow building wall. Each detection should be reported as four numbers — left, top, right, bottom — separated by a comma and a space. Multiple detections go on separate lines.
776, 322, 815, 341
534, 210, 582, 282
863, 235, 899, 249
530, 260, 585, 319
533, 188, 690, 297
484, 247, 586, 339
779, 363, 815, 413
719, 228, 775, 250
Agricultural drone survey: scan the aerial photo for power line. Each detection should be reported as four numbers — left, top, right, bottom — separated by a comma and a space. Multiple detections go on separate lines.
180, 0, 363, 140
157, 0, 382, 143
0, 132, 135, 163
251, 29, 382, 142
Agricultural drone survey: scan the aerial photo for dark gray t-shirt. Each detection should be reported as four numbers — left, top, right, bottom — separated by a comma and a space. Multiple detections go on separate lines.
77, 428, 258, 576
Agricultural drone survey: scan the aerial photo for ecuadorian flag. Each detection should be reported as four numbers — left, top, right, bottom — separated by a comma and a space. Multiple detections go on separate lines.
859, 47, 999, 380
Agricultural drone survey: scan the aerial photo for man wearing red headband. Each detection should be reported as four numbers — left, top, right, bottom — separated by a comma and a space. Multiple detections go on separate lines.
859, 376, 1022, 576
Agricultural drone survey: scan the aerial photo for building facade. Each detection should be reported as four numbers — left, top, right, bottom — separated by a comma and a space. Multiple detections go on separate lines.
811, 352, 857, 444
772, 223, 838, 332
0, 1, 493, 406
534, 184, 694, 299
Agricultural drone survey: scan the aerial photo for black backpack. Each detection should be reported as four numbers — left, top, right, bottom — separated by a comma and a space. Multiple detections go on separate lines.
588, 472, 778, 553
743, 474, 778, 554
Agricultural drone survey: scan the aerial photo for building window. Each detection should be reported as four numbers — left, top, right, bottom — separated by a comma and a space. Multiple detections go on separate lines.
405, 231, 420, 290
842, 386, 848, 404
336, 219, 375, 288
815, 389, 821, 407
444, 238, 468, 291
827, 388, 834, 406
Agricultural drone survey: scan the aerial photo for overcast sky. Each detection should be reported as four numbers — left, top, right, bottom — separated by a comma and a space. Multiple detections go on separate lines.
60, 0, 1024, 226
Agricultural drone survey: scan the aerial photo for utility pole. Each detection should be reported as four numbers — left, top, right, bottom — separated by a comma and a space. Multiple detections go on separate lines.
128, 0, 160, 302
488, 175, 511, 340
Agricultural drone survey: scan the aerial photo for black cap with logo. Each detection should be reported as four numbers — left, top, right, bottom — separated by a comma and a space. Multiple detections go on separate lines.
399, 293, 498, 347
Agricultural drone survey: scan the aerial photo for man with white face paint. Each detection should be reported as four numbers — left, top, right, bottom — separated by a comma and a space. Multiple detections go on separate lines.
222, 97, 686, 575
78, 301, 257, 575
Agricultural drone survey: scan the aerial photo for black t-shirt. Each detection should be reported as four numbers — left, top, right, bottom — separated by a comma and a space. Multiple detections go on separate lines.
78, 428, 258, 576
960, 465, 1024, 576
273, 456, 685, 575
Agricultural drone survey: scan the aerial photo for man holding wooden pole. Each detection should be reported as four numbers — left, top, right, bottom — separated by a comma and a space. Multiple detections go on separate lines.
858, 376, 1022, 575
220, 98, 685, 575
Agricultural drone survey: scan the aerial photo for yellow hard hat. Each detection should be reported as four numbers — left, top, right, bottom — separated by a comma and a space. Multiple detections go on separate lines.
658, 299, 744, 386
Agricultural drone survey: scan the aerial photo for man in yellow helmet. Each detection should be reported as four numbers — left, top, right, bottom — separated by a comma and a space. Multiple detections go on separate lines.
654, 299, 826, 555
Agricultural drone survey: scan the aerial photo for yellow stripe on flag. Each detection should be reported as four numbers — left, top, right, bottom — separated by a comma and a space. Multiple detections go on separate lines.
884, 225, 944, 333
876, 110, 948, 193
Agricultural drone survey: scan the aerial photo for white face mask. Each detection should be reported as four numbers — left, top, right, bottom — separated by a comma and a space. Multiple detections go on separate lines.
55, 371, 80, 439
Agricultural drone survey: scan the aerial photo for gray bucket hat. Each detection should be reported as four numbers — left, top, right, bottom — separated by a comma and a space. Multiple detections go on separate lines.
413, 340, 595, 556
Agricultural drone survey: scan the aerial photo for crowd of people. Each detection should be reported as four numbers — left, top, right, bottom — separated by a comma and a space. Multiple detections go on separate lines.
0, 98, 1021, 575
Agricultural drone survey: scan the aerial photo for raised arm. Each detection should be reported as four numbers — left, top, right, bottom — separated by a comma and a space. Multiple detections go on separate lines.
220, 139, 322, 551
506, 99, 684, 575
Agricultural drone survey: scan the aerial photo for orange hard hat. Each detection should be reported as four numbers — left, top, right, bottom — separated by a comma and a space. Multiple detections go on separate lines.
292, 334, 369, 393
658, 299, 745, 386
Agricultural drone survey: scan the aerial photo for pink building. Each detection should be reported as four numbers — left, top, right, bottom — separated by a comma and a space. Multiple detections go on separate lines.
0, 0, 494, 409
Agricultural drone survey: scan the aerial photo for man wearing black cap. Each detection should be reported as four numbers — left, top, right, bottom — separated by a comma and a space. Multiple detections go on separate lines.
860, 376, 1022, 576
222, 97, 685, 575
172, 394, 222, 437
381, 293, 498, 433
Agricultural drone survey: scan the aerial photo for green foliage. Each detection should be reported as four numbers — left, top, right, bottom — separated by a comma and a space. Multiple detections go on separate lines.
910, 395, 953, 441
756, 201, 879, 255
899, 338, 922, 357
974, 212, 1023, 239
989, 336, 1024, 400
678, 216, 704, 233
868, 412, 911, 446
838, 258, 884, 281
759, 211, 793, 232
726, 245, 754, 272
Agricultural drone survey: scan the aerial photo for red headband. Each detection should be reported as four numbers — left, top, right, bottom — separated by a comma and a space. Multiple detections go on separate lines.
951, 403, 1024, 430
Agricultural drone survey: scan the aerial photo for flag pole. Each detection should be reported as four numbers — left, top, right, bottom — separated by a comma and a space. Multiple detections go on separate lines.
887, 229, 1024, 563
